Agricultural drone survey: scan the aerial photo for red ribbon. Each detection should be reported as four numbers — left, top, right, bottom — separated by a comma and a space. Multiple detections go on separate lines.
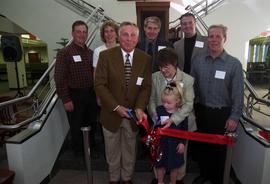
138, 118, 235, 165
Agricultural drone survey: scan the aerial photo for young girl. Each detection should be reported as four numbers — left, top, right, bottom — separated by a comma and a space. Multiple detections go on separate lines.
155, 81, 188, 184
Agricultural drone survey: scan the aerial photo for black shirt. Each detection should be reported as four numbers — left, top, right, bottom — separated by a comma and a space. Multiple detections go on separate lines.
184, 34, 197, 74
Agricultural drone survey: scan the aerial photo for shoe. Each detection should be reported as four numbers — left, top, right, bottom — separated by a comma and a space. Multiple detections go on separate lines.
192, 175, 207, 184
151, 178, 158, 184
122, 180, 133, 184
176, 180, 184, 184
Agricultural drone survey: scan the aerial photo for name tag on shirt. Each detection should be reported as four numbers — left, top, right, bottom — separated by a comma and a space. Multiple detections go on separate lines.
136, 77, 144, 86
73, 55, 82, 62
158, 46, 166, 51
160, 116, 170, 125
215, 70, 226, 79
195, 41, 204, 48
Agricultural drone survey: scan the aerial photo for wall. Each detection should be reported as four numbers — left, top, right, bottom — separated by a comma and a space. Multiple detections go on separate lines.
1, 0, 270, 69
23, 47, 49, 63
203, 0, 270, 69
0, 0, 83, 63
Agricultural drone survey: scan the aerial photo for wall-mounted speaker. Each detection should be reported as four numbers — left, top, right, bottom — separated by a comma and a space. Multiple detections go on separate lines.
1, 35, 23, 62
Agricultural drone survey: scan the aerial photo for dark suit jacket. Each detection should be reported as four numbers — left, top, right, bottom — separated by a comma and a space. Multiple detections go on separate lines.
174, 34, 208, 72
94, 46, 152, 132
137, 38, 172, 72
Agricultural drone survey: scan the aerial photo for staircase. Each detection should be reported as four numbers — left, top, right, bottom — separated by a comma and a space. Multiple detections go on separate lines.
169, 0, 225, 40
0, 169, 15, 184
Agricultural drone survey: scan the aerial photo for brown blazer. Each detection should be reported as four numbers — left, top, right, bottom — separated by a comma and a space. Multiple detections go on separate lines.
95, 46, 152, 132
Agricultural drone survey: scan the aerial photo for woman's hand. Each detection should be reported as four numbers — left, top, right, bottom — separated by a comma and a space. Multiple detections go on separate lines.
161, 118, 173, 129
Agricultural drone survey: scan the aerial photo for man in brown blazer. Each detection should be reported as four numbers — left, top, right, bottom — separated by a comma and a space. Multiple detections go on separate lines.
95, 22, 152, 184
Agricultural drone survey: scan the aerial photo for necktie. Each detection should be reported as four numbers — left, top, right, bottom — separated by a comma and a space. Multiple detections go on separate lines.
147, 42, 153, 56
124, 53, 131, 86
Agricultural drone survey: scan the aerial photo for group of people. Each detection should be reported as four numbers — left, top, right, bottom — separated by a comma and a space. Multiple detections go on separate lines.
54, 12, 244, 184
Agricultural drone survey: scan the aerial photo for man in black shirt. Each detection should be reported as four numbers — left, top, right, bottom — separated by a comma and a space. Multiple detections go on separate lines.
173, 13, 208, 183
174, 13, 208, 74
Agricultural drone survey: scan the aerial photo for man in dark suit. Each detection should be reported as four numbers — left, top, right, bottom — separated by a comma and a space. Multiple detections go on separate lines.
137, 16, 172, 73
95, 22, 152, 184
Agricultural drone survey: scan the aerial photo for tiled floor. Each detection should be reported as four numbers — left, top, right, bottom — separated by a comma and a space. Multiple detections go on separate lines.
48, 133, 240, 184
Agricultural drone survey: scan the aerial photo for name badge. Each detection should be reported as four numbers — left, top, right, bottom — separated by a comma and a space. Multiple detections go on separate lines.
160, 116, 169, 125
136, 77, 144, 86
179, 82, 184, 88
158, 46, 166, 51
195, 41, 204, 48
73, 55, 82, 62
215, 70, 226, 79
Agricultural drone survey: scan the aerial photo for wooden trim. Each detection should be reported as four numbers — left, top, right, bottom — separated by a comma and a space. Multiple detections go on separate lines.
136, 2, 170, 41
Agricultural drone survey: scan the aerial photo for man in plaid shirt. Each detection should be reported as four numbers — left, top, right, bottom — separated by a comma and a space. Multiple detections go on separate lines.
54, 20, 97, 155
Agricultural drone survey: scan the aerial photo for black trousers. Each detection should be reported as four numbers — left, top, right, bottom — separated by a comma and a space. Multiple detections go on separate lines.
67, 88, 97, 153
194, 104, 231, 184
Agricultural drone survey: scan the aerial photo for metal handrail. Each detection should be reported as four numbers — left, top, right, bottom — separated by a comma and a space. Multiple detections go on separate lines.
169, 0, 225, 27
0, 60, 56, 108
239, 117, 270, 147
55, 0, 118, 23
0, 6, 105, 131
185, 0, 225, 17
0, 90, 56, 129
241, 113, 270, 132
244, 78, 270, 105
187, 5, 209, 32
0, 4, 103, 109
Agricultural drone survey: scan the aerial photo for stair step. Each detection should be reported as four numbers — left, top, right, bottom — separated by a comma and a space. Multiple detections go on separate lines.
0, 169, 15, 184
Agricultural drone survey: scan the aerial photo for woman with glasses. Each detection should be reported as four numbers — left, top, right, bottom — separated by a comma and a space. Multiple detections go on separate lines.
148, 48, 195, 184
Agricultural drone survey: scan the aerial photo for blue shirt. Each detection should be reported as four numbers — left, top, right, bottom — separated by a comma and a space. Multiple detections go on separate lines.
191, 51, 244, 121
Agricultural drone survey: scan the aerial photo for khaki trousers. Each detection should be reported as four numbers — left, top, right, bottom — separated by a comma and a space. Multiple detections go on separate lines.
103, 119, 138, 181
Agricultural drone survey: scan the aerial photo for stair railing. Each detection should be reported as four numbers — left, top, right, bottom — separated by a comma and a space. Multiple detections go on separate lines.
169, 0, 225, 38
0, 6, 104, 135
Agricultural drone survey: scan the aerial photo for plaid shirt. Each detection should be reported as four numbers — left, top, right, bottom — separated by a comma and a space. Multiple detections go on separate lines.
54, 42, 94, 103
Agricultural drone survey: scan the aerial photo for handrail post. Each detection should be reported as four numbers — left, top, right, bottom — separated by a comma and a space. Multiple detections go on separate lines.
223, 133, 236, 184
81, 126, 93, 184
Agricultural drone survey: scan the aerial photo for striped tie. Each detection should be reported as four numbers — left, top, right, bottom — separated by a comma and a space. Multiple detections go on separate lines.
125, 53, 131, 86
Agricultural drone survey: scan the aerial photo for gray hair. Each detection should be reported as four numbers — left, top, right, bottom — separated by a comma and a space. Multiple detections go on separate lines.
118, 21, 139, 36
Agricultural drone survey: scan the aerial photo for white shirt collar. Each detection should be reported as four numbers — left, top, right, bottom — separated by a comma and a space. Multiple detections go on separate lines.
121, 49, 135, 65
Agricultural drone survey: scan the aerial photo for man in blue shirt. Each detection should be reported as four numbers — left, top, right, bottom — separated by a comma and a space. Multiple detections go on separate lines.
191, 24, 244, 184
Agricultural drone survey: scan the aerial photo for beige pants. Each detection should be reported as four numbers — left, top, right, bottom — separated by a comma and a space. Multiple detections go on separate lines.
103, 119, 138, 181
